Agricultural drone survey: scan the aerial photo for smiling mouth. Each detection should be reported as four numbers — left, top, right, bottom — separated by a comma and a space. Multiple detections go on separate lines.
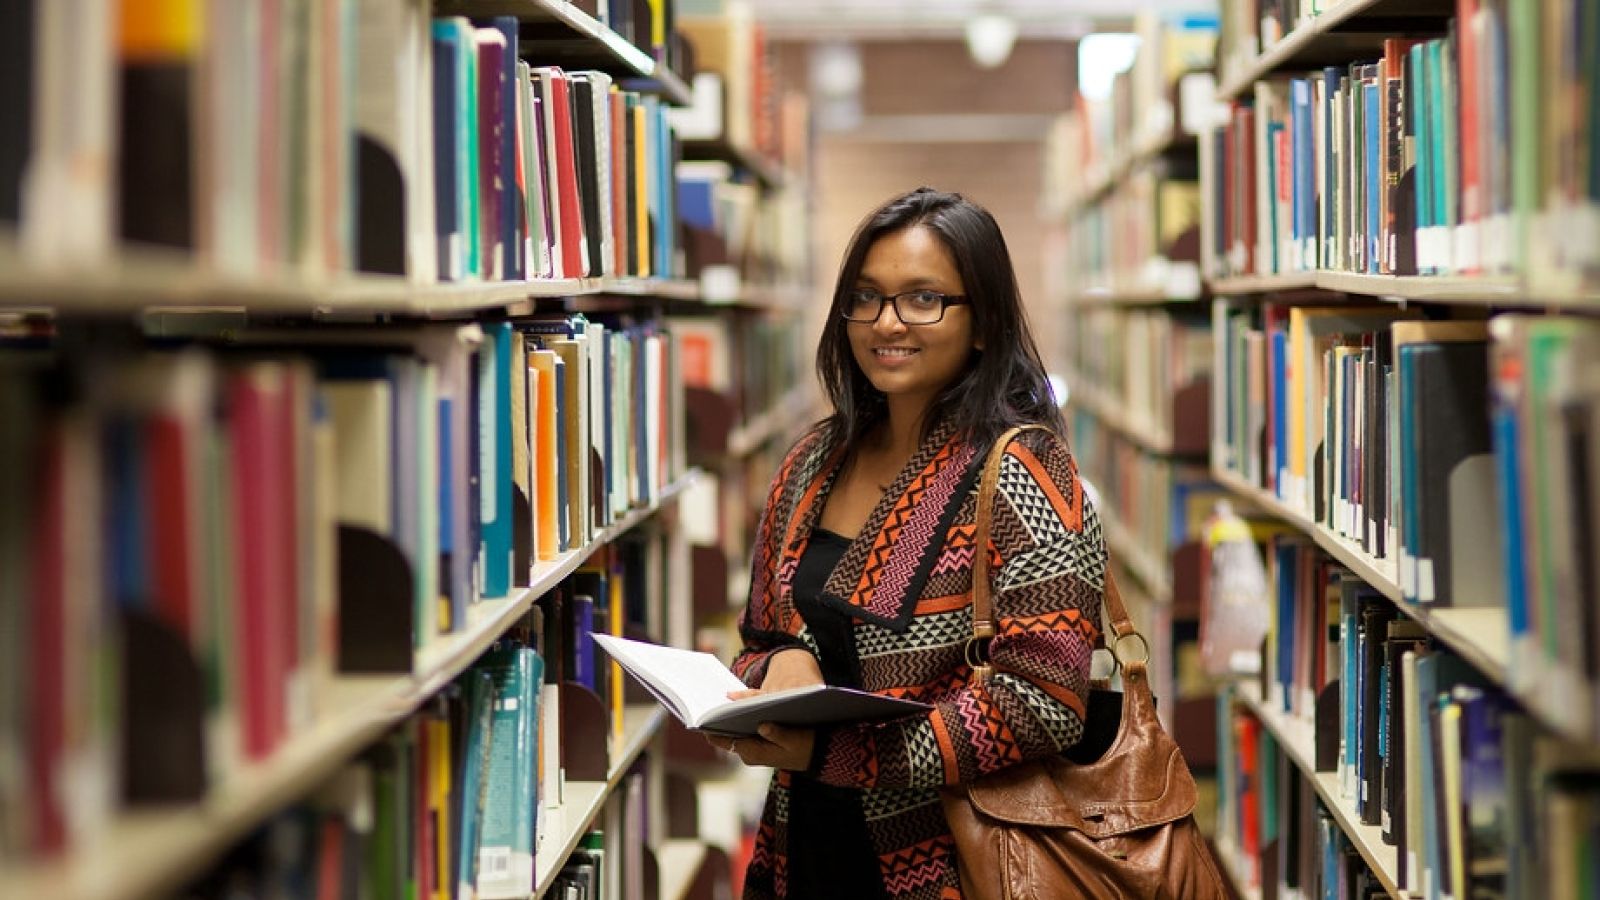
874, 347, 919, 357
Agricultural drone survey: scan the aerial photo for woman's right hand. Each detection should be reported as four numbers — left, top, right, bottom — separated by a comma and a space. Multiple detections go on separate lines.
726, 648, 824, 700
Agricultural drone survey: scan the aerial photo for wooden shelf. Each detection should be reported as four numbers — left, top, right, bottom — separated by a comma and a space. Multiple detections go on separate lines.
1215, 0, 1454, 103
1204, 267, 1600, 308
0, 240, 741, 315
1234, 682, 1406, 900
1063, 371, 1178, 456
655, 838, 710, 900
1209, 465, 1511, 691
0, 470, 700, 900
435, 0, 691, 106
1059, 126, 1197, 222
1212, 836, 1264, 900
680, 138, 788, 191
532, 706, 668, 899
1067, 284, 1204, 308
727, 388, 816, 458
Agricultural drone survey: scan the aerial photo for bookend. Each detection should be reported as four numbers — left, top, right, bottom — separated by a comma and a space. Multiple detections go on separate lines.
121, 607, 207, 804
664, 770, 701, 838
1172, 377, 1212, 456
691, 545, 729, 623
355, 134, 406, 275
684, 386, 734, 461
663, 717, 723, 766
559, 681, 610, 780
1314, 680, 1341, 772
513, 485, 533, 587
337, 524, 415, 673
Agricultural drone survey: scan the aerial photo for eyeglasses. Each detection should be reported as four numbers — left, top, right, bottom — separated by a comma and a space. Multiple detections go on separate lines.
841, 289, 971, 325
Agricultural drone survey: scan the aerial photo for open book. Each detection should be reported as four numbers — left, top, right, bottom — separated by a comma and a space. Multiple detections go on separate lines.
592, 634, 930, 737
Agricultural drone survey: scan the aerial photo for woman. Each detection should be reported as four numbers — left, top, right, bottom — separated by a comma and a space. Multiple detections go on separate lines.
713, 187, 1106, 899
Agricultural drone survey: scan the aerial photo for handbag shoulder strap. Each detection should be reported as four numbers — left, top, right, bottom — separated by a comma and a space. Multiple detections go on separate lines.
971, 425, 1139, 655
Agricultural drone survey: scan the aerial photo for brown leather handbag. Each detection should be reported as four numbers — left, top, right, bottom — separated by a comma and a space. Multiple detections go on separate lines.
940, 426, 1229, 900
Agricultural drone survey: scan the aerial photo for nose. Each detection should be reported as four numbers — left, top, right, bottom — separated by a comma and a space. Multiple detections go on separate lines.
871, 300, 908, 333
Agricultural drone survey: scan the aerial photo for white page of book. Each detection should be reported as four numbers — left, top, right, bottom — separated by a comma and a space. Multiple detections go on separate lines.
592, 634, 745, 726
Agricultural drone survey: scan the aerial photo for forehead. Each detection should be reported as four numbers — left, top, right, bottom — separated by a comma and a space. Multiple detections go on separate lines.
860, 225, 961, 285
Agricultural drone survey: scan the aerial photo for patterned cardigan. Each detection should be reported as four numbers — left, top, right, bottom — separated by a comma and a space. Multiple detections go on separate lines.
730, 417, 1108, 900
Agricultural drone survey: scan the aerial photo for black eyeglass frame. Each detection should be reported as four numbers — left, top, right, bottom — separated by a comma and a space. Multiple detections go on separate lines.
840, 289, 972, 325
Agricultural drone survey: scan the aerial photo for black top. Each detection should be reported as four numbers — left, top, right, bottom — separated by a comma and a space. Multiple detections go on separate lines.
785, 528, 886, 899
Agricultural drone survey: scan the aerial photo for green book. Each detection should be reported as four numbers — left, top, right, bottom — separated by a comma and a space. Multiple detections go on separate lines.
456, 669, 496, 899
475, 646, 538, 899
1508, 0, 1542, 274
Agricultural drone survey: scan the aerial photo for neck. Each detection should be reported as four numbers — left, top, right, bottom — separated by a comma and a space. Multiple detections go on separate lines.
880, 394, 934, 459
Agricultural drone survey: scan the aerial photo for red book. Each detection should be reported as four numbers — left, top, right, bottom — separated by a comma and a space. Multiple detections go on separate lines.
146, 415, 196, 638
533, 68, 587, 278
229, 364, 289, 759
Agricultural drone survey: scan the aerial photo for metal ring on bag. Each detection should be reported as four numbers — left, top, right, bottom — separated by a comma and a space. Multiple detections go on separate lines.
1111, 631, 1150, 668
963, 636, 991, 670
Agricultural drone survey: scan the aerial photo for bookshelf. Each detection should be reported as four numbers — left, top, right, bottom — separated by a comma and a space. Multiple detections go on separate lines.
1067, 284, 1205, 307
531, 706, 668, 899
1058, 126, 1198, 223
1208, 466, 1511, 685
1214, 0, 1455, 102
1063, 367, 1178, 456
1197, 0, 1600, 892
0, 470, 698, 900
434, 0, 693, 104
1232, 682, 1406, 900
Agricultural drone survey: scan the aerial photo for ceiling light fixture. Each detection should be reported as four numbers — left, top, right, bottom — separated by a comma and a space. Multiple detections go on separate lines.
965, 12, 1018, 69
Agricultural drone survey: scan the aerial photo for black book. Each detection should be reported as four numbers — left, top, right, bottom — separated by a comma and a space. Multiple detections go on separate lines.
1381, 624, 1428, 847
569, 75, 606, 277
0, 0, 32, 222
1358, 600, 1396, 826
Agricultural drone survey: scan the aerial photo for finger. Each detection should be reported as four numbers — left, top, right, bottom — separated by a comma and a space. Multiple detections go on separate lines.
725, 688, 762, 700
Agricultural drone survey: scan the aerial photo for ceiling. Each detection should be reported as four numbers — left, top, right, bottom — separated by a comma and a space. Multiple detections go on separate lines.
733, 0, 1214, 40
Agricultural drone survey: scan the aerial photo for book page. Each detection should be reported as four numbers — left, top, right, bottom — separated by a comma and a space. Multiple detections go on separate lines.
592, 634, 745, 727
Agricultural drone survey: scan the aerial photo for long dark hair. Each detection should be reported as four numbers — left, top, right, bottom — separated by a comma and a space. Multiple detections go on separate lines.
816, 187, 1063, 455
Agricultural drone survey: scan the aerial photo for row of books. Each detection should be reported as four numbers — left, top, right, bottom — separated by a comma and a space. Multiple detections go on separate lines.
0, 316, 683, 861
0, 0, 685, 287
677, 161, 808, 289
431, 19, 681, 284
1214, 0, 1329, 92
1068, 308, 1212, 446
1204, 0, 1600, 289
1213, 301, 1600, 739
1237, 533, 1600, 900
1064, 171, 1204, 299
180, 585, 656, 900
1218, 705, 1392, 899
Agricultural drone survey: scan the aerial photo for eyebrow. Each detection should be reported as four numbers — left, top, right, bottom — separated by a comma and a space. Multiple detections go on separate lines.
853, 276, 947, 290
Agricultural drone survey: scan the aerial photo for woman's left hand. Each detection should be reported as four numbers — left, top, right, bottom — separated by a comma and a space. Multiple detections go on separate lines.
712, 723, 814, 771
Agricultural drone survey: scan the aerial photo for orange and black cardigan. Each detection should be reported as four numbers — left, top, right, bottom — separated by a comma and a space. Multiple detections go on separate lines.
731, 418, 1108, 900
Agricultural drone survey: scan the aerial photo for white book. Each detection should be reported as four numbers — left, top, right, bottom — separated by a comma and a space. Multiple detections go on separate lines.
592, 634, 928, 737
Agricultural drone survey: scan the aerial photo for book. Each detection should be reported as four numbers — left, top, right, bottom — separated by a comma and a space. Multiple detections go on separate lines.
591, 634, 929, 737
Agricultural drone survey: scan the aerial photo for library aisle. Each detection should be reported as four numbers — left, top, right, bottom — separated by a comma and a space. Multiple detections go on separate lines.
4, 0, 1597, 898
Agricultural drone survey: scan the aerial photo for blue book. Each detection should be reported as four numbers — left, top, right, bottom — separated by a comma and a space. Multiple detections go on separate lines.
1275, 542, 1299, 712
1491, 404, 1527, 651
1397, 345, 1421, 601
475, 647, 537, 898
455, 669, 495, 898
480, 323, 514, 598
490, 17, 523, 281
571, 592, 596, 691
1291, 78, 1314, 270
431, 26, 462, 280
1266, 118, 1284, 274
1321, 67, 1342, 269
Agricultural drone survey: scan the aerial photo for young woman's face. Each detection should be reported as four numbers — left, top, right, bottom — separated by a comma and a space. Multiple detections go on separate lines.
847, 225, 978, 413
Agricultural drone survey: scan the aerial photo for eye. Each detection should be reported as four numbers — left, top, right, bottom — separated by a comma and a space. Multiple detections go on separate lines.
905, 290, 944, 309
848, 289, 883, 307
